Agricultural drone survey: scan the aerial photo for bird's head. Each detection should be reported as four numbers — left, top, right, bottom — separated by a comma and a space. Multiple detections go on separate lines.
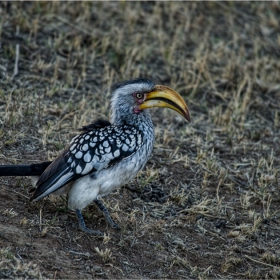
111, 78, 190, 124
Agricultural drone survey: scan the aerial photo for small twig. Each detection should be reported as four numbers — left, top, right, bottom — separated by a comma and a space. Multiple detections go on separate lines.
12, 25, 20, 79
12, 44, 20, 79
16, 247, 24, 262
39, 209, 42, 232
67, 250, 90, 257
244, 254, 280, 269
11, 25, 19, 80
216, 178, 222, 204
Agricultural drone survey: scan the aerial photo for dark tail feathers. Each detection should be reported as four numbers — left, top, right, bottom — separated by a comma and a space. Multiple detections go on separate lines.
0, 161, 52, 176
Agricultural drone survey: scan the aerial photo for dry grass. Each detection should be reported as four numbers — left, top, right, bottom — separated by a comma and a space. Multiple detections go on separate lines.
0, 1, 280, 278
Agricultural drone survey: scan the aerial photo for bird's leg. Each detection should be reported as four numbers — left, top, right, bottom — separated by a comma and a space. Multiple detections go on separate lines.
94, 199, 121, 229
75, 209, 103, 235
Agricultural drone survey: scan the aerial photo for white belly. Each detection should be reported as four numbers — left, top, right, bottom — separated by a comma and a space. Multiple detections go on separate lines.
67, 151, 148, 210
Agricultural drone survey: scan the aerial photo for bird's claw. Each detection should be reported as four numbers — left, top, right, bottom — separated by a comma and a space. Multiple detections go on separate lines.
109, 220, 121, 229
76, 209, 103, 235
80, 225, 103, 236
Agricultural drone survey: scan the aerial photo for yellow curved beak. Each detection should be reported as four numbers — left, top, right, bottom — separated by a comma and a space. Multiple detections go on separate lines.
139, 85, 191, 122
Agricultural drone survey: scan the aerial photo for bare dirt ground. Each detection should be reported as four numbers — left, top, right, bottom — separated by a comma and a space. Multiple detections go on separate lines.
0, 2, 280, 279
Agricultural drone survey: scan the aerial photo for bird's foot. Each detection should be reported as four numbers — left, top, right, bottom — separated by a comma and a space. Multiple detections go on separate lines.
80, 225, 103, 236
107, 219, 121, 229
94, 199, 121, 229
75, 209, 103, 236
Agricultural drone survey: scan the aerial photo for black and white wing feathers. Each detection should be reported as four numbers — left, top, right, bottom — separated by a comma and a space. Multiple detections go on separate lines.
32, 125, 143, 201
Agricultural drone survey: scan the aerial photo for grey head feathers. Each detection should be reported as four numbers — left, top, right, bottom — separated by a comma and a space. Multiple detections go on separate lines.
110, 78, 155, 124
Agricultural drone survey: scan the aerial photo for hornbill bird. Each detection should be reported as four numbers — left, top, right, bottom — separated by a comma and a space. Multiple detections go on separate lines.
0, 78, 190, 235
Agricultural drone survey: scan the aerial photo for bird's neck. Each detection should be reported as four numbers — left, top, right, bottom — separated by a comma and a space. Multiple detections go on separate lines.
111, 110, 154, 138
111, 111, 153, 131
112, 111, 155, 160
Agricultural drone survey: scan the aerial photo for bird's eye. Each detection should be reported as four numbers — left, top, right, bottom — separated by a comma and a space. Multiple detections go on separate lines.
136, 93, 143, 99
